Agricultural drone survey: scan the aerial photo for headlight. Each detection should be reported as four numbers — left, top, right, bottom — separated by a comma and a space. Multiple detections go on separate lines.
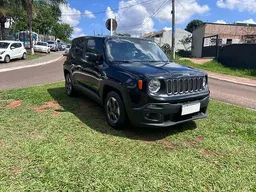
0, 51, 5, 55
148, 79, 161, 93
203, 76, 207, 88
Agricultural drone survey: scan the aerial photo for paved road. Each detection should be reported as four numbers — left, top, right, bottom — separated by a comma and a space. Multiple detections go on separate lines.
0, 59, 255, 110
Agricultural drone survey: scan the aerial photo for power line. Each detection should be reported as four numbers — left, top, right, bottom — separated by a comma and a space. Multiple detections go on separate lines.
61, 0, 155, 16
119, 0, 170, 30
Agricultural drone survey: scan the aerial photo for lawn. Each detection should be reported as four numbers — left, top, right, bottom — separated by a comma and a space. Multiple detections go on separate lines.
27, 53, 47, 60
0, 82, 255, 191
174, 59, 256, 80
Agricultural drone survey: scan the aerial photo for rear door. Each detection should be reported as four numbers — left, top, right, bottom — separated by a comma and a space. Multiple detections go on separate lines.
79, 38, 104, 95
69, 37, 86, 84
16, 43, 23, 58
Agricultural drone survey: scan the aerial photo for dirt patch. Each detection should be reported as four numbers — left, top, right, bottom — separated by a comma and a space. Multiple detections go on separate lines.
33, 101, 60, 112
66, 134, 73, 143
6, 100, 23, 109
195, 136, 205, 143
160, 138, 177, 150
11, 166, 22, 176
201, 149, 219, 156
30, 131, 45, 141
184, 136, 205, 148
180, 58, 213, 65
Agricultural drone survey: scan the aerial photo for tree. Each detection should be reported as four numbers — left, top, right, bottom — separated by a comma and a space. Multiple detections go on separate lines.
52, 23, 72, 42
116, 33, 131, 37
185, 19, 203, 33
179, 34, 192, 50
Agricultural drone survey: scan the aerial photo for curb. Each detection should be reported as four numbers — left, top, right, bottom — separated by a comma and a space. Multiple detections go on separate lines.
0, 55, 64, 73
208, 75, 256, 88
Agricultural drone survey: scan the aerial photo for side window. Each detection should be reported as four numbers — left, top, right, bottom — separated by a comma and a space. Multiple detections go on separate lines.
86, 39, 103, 55
16, 43, 22, 48
73, 38, 86, 58
10, 43, 16, 49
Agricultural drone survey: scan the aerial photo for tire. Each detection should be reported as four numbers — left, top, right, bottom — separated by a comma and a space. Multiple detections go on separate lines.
22, 53, 27, 60
65, 73, 75, 97
105, 91, 126, 130
4, 55, 10, 63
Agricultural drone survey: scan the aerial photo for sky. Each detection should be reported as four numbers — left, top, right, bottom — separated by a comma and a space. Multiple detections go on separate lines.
59, 0, 256, 38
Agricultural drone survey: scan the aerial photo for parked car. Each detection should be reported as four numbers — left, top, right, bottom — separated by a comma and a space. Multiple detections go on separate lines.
63, 36, 210, 129
0, 41, 27, 63
64, 44, 71, 55
47, 41, 58, 52
34, 42, 50, 53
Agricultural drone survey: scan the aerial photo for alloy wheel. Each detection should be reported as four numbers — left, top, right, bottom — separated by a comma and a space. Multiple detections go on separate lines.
106, 97, 120, 124
65, 74, 72, 95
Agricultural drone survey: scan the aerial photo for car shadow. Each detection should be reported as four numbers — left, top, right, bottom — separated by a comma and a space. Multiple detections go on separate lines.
47, 87, 197, 142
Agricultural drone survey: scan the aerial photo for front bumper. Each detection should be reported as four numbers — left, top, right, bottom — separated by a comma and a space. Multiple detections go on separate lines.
128, 95, 209, 128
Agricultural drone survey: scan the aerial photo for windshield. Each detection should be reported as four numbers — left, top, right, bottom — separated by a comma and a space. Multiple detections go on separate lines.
0, 42, 10, 49
66, 45, 71, 48
37, 42, 47, 46
106, 38, 169, 63
48, 42, 54, 44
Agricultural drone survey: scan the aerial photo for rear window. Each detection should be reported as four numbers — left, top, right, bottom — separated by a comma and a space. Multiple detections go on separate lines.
37, 42, 47, 46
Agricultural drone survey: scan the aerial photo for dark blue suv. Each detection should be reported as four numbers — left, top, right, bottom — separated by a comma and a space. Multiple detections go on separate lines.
63, 36, 210, 129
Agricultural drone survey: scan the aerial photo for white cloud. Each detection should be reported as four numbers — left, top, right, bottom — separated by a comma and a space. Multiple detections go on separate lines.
72, 27, 86, 38
215, 20, 227, 24
59, 4, 81, 27
105, 0, 209, 35
236, 18, 256, 24
163, 27, 172, 31
217, 0, 256, 13
84, 10, 96, 18
59, 4, 86, 39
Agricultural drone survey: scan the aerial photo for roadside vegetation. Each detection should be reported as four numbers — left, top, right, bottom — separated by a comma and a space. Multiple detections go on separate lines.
0, 82, 255, 191
27, 52, 47, 60
175, 59, 256, 79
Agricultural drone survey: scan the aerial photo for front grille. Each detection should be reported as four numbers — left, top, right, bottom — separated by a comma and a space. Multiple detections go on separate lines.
167, 77, 204, 95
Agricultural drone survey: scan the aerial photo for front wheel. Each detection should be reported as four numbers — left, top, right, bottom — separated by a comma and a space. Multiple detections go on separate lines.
4, 55, 10, 63
105, 92, 126, 130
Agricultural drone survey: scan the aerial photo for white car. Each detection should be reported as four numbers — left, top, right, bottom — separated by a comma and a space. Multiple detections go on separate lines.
64, 44, 71, 54
0, 41, 27, 63
34, 42, 50, 53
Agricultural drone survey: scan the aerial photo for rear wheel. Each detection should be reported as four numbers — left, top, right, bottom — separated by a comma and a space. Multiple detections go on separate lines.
4, 55, 10, 63
22, 53, 27, 60
65, 73, 75, 96
105, 91, 126, 130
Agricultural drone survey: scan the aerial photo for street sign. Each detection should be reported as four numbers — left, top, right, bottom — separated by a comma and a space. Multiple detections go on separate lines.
105, 18, 118, 31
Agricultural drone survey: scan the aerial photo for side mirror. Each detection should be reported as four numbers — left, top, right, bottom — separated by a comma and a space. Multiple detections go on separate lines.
86, 52, 103, 65
10, 46, 15, 50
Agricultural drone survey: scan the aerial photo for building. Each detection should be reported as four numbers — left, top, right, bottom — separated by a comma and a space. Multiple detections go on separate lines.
142, 28, 192, 51
192, 22, 256, 58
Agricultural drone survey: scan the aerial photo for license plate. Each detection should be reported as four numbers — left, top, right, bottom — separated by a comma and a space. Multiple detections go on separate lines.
181, 102, 200, 116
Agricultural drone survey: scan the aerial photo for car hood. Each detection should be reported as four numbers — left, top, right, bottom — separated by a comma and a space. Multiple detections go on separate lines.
116, 61, 205, 79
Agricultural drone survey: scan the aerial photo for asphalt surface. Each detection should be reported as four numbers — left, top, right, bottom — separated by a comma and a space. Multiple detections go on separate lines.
0, 58, 255, 110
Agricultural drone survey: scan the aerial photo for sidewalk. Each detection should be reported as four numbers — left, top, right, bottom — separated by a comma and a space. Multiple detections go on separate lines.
207, 71, 256, 87
0, 52, 64, 72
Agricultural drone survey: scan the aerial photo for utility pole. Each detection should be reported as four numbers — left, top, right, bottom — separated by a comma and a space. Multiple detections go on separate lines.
171, 0, 176, 59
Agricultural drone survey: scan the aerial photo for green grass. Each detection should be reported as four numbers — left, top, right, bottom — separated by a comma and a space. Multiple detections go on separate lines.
27, 53, 46, 60
0, 83, 256, 191
175, 59, 256, 80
